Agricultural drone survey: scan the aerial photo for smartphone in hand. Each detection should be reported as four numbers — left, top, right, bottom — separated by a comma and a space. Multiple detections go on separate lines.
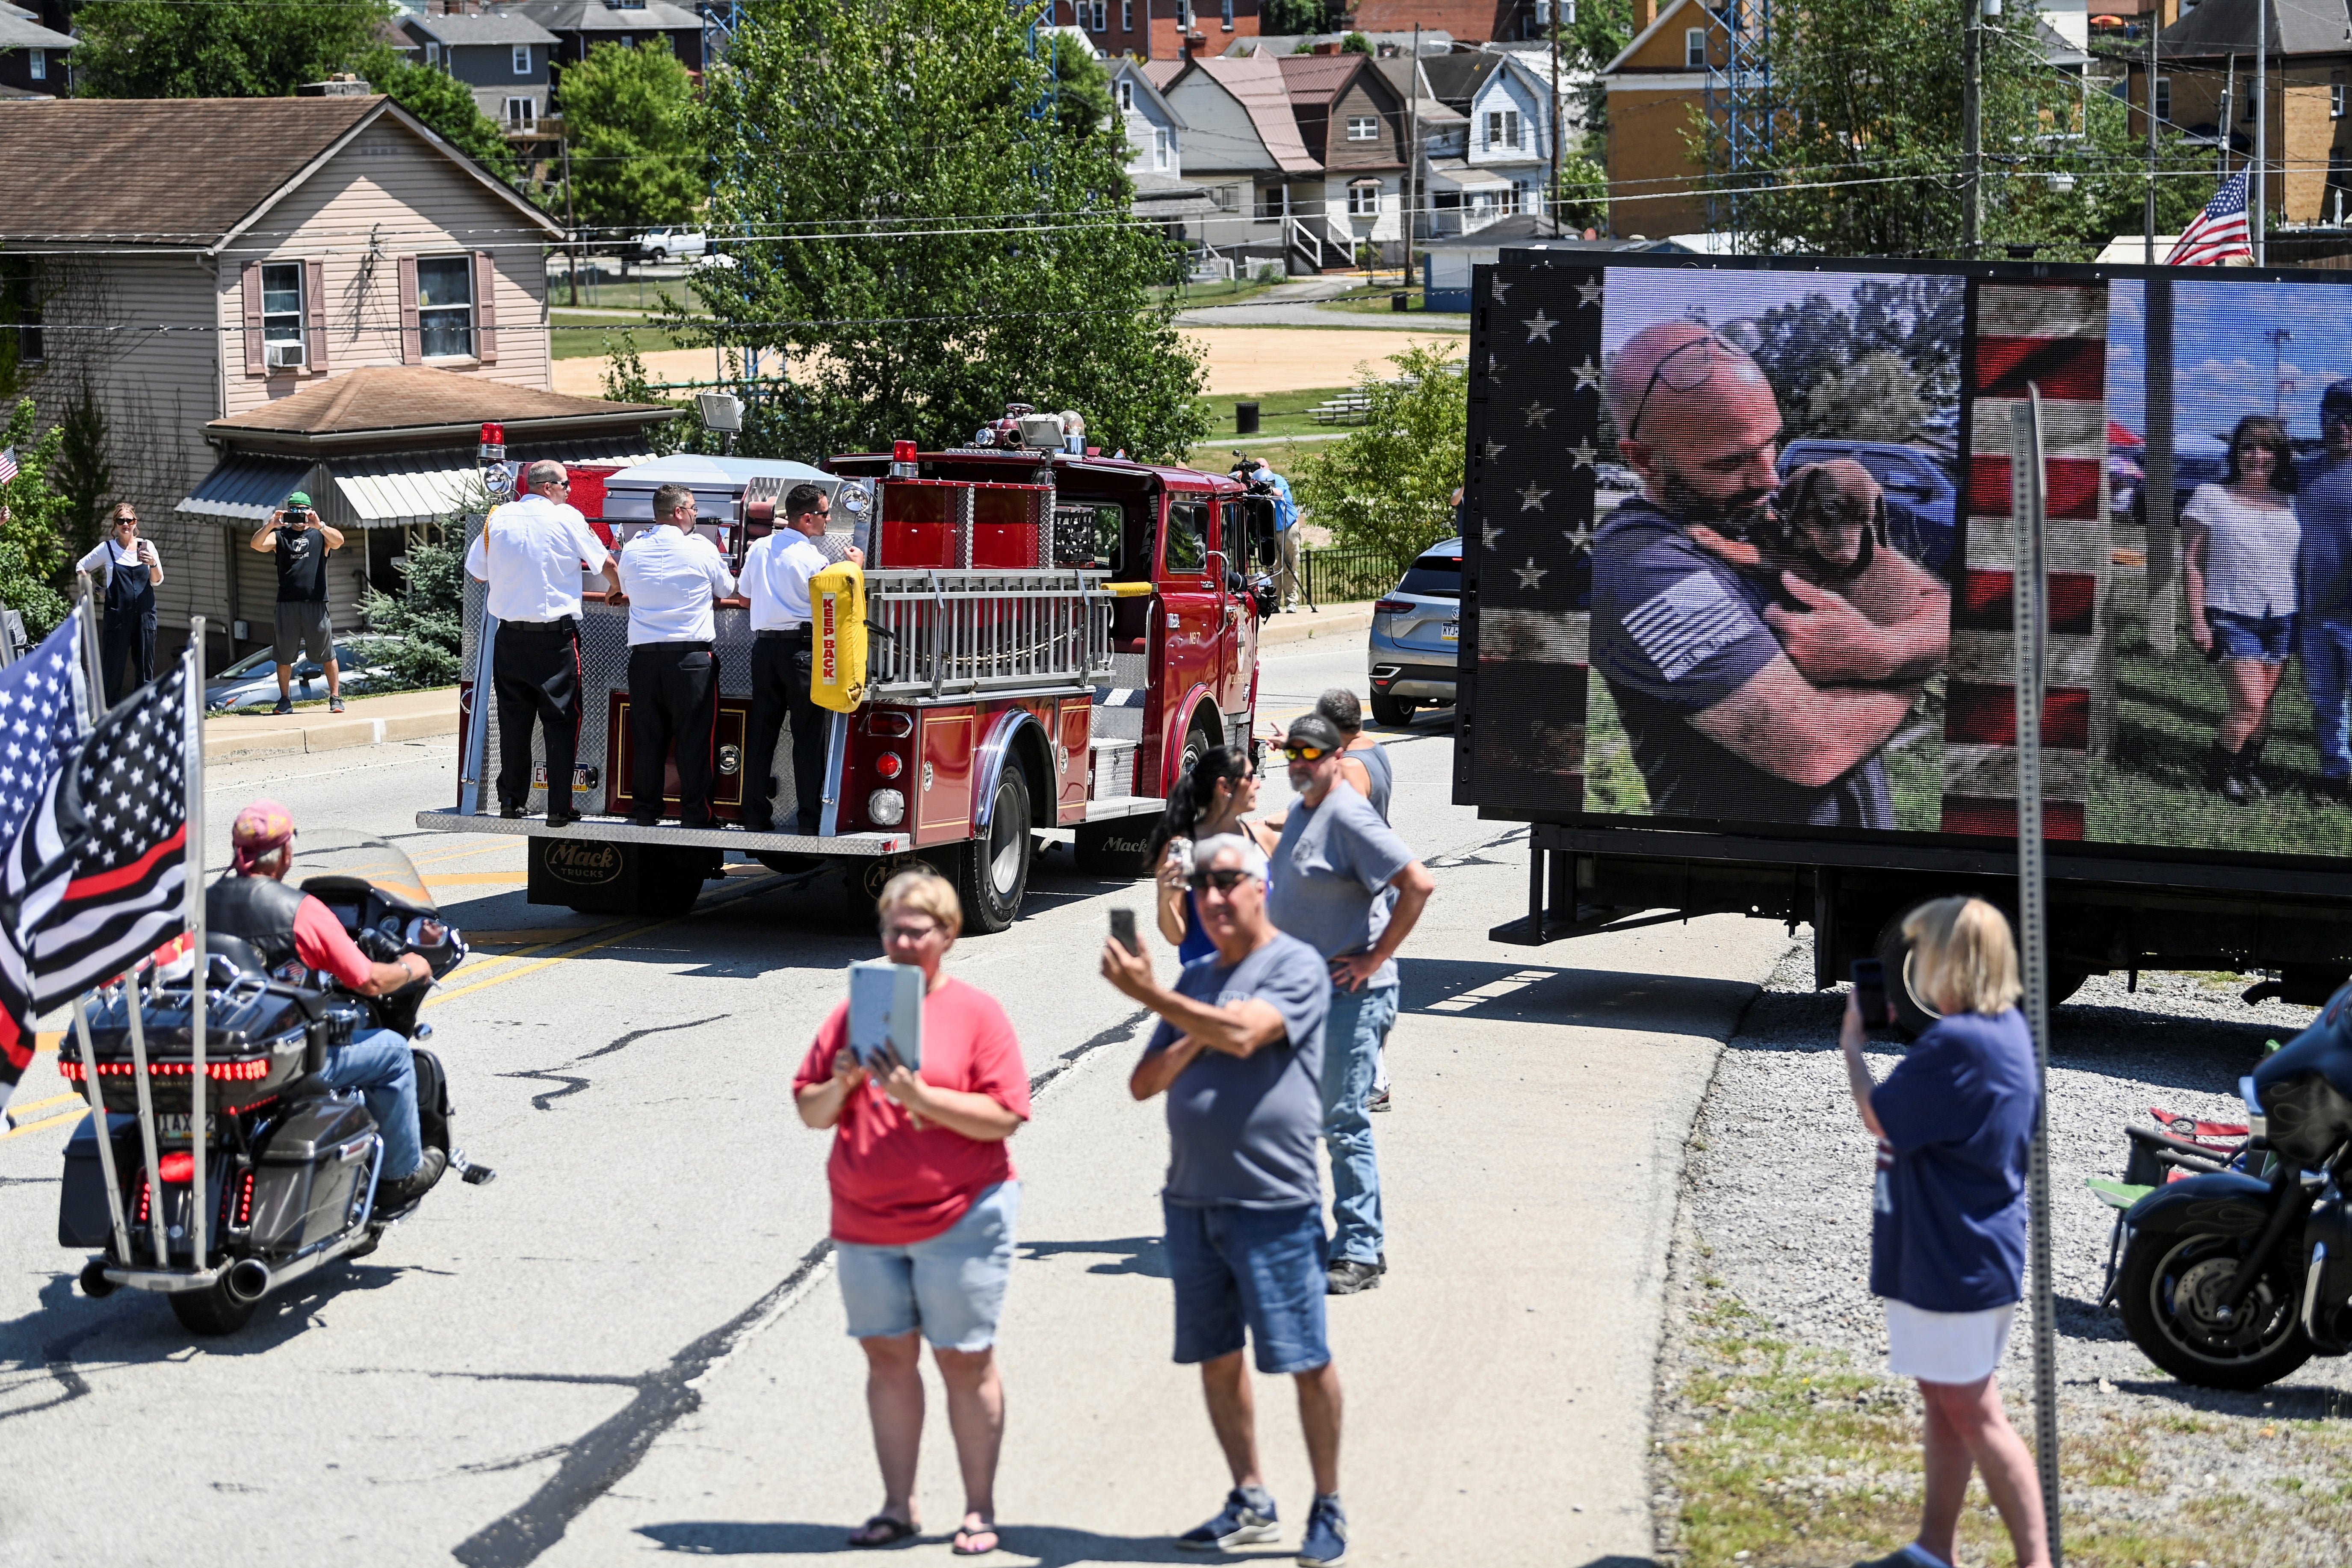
1110, 908, 1141, 957
1851, 957, 1890, 1029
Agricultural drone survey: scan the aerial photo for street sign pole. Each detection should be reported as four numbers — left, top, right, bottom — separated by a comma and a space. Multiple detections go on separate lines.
2011, 388, 2063, 1565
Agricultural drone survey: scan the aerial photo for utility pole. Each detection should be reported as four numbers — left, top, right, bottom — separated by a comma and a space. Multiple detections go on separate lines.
2144, 15, 2157, 263
2254, 0, 2268, 263
1405, 24, 1421, 286
561, 139, 578, 307
1548, 3, 1563, 235
1963, 0, 1984, 259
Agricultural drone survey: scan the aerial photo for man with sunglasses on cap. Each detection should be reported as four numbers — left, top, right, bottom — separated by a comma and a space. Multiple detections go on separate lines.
1589, 322, 1938, 830
211, 801, 447, 1211
75, 503, 164, 705
1268, 713, 1433, 1296
467, 460, 622, 824
1099, 833, 1353, 1567
2298, 383, 2352, 801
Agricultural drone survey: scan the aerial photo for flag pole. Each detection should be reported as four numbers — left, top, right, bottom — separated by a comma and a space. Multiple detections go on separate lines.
68, 995, 131, 1270
183, 622, 207, 1279
74, 581, 104, 715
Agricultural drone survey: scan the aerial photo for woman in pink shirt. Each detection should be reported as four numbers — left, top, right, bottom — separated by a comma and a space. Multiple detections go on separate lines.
795, 869, 1032, 1556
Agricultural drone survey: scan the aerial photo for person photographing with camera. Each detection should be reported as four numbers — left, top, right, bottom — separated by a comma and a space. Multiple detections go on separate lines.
249, 492, 347, 715
76, 503, 164, 706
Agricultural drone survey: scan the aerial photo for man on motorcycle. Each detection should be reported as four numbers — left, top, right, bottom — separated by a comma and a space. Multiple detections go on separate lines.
213, 801, 446, 1210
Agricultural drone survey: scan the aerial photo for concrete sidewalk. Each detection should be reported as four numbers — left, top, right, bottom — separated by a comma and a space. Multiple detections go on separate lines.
203, 686, 458, 764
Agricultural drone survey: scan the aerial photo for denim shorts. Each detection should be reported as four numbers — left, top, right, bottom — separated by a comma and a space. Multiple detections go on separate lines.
834, 1181, 1019, 1351
1164, 1198, 1330, 1375
2208, 608, 2298, 663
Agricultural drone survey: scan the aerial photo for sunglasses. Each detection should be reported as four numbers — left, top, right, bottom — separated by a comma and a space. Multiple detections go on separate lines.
1187, 868, 1257, 893
1282, 743, 1332, 762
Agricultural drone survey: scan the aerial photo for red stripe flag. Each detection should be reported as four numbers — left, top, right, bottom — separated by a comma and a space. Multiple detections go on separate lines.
0, 620, 87, 1088
2167, 170, 2253, 266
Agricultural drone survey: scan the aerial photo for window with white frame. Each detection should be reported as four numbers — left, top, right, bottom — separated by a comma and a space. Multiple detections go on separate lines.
1209, 184, 1240, 211
1685, 28, 1707, 68
1507, 180, 1526, 215
416, 256, 475, 358
1078, 0, 1105, 28
2335, 71, 2345, 119
1486, 109, 1521, 150
28, 48, 44, 80
1347, 115, 1378, 141
1255, 185, 1288, 220
512, 44, 532, 74
618, 33, 633, 46
1221, 0, 1232, 26
1347, 180, 1381, 217
1153, 127, 1171, 169
2154, 74, 2171, 125
1117, 79, 1134, 111
424, 41, 440, 68
261, 262, 306, 368
1122, 0, 1132, 26
507, 96, 537, 130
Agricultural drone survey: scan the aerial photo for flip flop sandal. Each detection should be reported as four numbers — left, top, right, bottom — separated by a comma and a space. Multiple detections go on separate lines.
847, 1515, 918, 1548
952, 1525, 1001, 1556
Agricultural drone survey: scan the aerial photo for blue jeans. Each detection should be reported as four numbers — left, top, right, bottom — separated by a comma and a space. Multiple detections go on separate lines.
834, 1181, 1020, 1351
2307, 617, 2352, 778
317, 1028, 421, 1180
1321, 981, 1396, 1266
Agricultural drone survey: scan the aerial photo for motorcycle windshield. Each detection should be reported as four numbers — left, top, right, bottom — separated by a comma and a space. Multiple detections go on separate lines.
292, 829, 439, 918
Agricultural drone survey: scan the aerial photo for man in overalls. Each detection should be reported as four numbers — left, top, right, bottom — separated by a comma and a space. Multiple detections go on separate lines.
75, 503, 163, 706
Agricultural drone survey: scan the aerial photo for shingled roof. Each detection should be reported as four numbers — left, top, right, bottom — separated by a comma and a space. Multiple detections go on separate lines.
205, 366, 674, 453
2159, 0, 2352, 57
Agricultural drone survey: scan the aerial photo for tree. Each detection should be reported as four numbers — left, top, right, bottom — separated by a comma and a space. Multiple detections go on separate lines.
1805, 352, 1930, 442
74, 0, 393, 99
687, 0, 1206, 462
0, 399, 76, 637
1341, 31, 1371, 54
351, 47, 520, 180
1693, 0, 2212, 259
360, 536, 465, 688
1292, 341, 1466, 567
557, 38, 701, 243
51, 380, 113, 562
1554, 146, 1610, 233
1046, 32, 1116, 146
1744, 275, 1961, 439
1261, 0, 1330, 35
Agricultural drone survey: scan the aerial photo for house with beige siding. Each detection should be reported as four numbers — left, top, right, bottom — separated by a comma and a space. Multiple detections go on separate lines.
0, 94, 670, 670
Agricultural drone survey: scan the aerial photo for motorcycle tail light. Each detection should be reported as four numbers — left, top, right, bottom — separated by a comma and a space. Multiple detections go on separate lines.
134, 1171, 150, 1223
875, 753, 904, 779
158, 1152, 194, 1185
234, 1168, 255, 1227
60, 1056, 271, 1082
867, 788, 906, 826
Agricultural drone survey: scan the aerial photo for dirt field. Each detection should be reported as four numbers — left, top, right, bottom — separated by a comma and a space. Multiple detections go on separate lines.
547, 327, 1468, 401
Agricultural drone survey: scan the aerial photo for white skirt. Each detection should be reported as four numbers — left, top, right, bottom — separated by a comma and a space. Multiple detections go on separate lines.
1885, 1299, 2016, 1385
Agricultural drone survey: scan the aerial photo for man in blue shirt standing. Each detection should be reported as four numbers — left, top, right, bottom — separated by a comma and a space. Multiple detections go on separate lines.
1253, 459, 1302, 610
2299, 383, 2352, 801
1102, 833, 1353, 1568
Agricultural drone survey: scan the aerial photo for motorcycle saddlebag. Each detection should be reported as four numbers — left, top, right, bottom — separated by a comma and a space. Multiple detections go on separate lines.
246, 1096, 377, 1255
57, 1112, 139, 1248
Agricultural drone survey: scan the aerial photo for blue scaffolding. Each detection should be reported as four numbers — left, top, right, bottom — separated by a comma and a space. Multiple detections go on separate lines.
1701, 0, 1772, 241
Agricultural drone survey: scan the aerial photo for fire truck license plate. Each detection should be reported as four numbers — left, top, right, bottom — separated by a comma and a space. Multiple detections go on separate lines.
1442, 620, 1458, 642
157, 1114, 218, 1141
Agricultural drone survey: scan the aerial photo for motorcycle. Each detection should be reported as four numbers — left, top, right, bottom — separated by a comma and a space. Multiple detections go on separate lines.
2114, 988, 2352, 1388
55, 832, 491, 1335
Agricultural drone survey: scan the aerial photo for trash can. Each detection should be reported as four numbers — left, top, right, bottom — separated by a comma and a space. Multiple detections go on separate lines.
1392, 292, 1409, 312
1235, 401, 1260, 435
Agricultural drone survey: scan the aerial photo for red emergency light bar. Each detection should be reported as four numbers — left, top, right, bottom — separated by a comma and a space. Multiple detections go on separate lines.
60, 1057, 274, 1083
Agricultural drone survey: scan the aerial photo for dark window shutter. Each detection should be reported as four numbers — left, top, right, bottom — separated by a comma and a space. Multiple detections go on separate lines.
472, 251, 498, 363
397, 255, 421, 363
241, 262, 265, 376
303, 259, 328, 372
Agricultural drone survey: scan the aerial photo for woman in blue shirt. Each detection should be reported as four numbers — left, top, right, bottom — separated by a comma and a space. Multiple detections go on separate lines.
1839, 896, 2048, 1568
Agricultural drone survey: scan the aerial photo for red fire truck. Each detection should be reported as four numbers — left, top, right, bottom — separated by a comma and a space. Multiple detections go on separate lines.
414, 425, 1282, 930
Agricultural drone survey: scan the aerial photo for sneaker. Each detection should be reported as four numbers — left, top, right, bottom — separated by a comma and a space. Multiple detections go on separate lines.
273, 696, 293, 715
1326, 1258, 1382, 1295
329, 695, 345, 714
1296, 1497, 1348, 1566
1176, 1487, 1279, 1551
1367, 1088, 1391, 1113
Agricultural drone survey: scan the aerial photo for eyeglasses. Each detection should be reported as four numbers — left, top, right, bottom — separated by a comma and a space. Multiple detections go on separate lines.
1188, 868, 1257, 893
884, 921, 941, 942
1624, 320, 1763, 443
1282, 743, 1331, 762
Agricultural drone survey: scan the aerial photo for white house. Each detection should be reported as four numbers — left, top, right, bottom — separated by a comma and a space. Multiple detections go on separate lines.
1419, 49, 1562, 234
1110, 56, 1184, 178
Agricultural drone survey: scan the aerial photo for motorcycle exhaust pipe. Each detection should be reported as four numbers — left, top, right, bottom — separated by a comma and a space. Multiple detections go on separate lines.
223, 1258, 273, 1304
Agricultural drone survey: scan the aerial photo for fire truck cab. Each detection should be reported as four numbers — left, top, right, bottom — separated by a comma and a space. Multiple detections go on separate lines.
417, 430, 1282, 931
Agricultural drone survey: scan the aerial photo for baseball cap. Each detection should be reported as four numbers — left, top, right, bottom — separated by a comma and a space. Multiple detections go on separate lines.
285, 491, 312, 507
230, 798, 295, 873
1285, 713, 1344, 752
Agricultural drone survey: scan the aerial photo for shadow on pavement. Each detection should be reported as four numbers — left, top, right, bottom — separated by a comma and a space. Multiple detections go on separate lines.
1398, 957, 1756, 1036
637, 1521, 1291, 1562
1016, 1235, 1169, 1277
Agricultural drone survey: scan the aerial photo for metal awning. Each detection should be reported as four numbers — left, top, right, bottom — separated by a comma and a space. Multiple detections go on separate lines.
331, 441, 660, 529
1425, 160, 1516, 193
174, 455, 313, 522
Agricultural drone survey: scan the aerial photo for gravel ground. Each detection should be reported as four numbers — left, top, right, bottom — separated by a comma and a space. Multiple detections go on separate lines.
1652, 934, 2352, 1568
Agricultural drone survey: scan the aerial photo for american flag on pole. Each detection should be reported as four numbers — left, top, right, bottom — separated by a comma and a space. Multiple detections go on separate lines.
0, 447, 18, 487
0, 620, 87, 1087
2166, 170, 2254, 266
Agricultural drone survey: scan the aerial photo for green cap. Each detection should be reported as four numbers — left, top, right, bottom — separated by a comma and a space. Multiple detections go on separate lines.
286, 491, 311, 507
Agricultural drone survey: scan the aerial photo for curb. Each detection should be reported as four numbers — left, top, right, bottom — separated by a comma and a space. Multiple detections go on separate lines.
204, 706, 458, 765
1260, 604, 1373, 648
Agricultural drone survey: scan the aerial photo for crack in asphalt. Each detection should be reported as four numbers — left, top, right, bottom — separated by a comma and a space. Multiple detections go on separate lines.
449, 1007, 1155, 1567
499, 1070, 590, 1112
500, 1015, 733, 1112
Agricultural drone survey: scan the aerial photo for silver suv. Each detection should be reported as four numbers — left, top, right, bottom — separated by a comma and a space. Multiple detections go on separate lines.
1366, 536, 1460, 725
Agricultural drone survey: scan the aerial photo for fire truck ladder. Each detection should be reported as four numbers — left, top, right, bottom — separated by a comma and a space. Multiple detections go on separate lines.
864, 570, 1114, 699
1702, 0, 1773, 240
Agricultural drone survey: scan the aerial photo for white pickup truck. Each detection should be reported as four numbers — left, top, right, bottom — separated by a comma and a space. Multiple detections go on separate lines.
632, 227, 707, 264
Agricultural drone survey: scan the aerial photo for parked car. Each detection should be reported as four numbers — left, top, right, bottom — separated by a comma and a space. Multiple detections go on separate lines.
1775, 438, 1956, 575
632, 227, 707, 265
204, 636, 402, 712
1594, 462, 1639, 492
1367, 536, 1461, 726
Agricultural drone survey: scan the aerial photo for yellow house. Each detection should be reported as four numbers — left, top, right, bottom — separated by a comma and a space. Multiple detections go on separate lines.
1599, 0, 1727, 239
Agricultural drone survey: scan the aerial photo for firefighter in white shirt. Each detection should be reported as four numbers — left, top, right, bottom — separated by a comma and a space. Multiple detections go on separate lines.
466, 459, 621, 825
739, 482, 864, 834
610, 482, 737, 827
76, 503, 164, 705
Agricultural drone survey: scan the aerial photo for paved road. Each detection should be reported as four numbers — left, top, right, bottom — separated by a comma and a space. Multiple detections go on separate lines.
0, 640, 1782, 1568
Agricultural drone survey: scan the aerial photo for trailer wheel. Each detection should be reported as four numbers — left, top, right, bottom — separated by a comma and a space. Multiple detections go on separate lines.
958, 765, 1033, 934
170, 1279, 259, 1336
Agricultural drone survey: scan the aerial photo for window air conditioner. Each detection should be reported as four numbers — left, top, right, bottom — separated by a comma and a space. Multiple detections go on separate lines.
267, 343, 307, 370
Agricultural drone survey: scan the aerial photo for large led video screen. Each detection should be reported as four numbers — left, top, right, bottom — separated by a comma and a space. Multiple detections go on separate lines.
1464, 257, 2352, 861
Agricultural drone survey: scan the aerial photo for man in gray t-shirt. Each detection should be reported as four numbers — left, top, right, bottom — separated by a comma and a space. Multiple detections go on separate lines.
1267, 714, 1434, 1296
1102, 833, 1353, 1565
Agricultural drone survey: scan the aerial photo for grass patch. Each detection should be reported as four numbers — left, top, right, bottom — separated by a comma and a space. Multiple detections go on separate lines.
1150, 276, 1286, 309
550, 312, 697, 361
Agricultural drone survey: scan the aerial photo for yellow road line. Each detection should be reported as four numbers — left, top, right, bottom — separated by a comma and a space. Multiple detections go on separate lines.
6, 1092, 83, 1124
424, 873, 529, 886
0, 1109, 84, 1142
32, 1030, 62, 1056
409, 840, 529, 869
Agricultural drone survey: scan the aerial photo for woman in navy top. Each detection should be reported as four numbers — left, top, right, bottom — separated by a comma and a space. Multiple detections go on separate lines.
1148, 747, 1276, 966
1840, 896, 2049, 1568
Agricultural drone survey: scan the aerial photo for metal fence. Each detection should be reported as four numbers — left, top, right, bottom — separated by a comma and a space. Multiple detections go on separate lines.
1300, 546, 1402, 607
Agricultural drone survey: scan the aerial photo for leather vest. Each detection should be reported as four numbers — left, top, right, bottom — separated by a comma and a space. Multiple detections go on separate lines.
205, 873, 310, 973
